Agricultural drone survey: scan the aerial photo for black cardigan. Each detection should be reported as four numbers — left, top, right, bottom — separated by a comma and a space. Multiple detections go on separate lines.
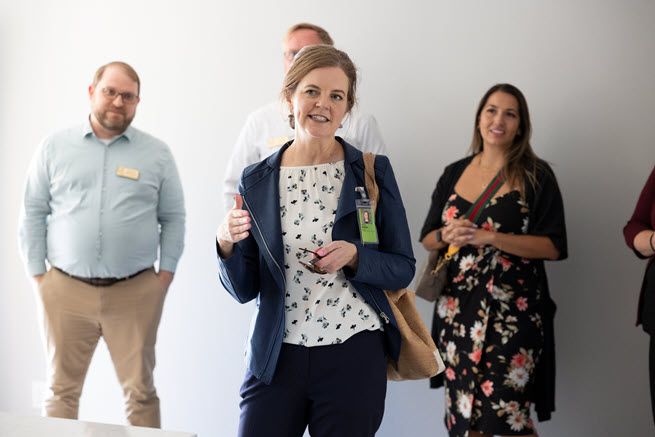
420, 155, 568, 422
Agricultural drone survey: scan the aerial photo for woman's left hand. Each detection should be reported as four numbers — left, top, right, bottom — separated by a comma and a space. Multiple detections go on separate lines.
313, 241, 358, 273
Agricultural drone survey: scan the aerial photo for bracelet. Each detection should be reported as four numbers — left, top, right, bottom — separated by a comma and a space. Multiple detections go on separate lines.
650, 231, 655, 253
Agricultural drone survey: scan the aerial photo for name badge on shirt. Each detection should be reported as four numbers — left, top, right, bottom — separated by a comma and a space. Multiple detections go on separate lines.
267, 136, 290, 149
116, 167, 140, 180
355, 187, 379, 245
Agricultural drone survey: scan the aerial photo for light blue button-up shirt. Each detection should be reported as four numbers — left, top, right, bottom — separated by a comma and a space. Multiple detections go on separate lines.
18, 120, 185, 278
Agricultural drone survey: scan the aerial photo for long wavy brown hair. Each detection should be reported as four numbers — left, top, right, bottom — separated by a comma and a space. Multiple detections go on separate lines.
470, 83, 542, 194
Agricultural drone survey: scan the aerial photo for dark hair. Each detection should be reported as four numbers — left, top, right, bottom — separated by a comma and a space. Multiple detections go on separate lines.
93, 61, 140, 95
281, 45, 357, 128
470, 83, 540, 193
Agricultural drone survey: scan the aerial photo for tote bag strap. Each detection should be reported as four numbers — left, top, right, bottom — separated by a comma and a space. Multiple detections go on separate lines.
363, 153, 379, 211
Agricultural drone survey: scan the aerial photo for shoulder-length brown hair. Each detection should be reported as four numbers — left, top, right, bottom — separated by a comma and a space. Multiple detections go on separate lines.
470, 83, 541, 193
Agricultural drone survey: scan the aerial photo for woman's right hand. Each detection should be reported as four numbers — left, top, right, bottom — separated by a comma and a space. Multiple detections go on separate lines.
216, 194, 251, 258
442, 218, 477, 248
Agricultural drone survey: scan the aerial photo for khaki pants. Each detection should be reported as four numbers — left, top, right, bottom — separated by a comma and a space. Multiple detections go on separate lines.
36, 268, 168, 428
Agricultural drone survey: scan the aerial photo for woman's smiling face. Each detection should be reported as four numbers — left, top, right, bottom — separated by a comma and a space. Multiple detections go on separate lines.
478, 91, 520, 150
288, 66, 350, 141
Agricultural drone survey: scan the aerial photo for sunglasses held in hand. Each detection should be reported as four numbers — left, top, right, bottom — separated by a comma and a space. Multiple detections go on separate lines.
299, 247, 327, 274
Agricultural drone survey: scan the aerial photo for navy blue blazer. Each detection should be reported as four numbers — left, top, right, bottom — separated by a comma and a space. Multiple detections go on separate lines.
218, 138, 416, 384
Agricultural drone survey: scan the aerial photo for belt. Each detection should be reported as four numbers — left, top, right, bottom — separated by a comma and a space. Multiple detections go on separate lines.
54, 267, 150, 287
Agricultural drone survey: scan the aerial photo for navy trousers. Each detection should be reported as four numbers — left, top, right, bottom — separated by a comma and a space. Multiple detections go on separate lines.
238, 330, 387, 437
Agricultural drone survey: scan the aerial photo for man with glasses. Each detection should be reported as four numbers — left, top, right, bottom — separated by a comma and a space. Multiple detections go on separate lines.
222, 22, 387, 211
18, 61, 185, 428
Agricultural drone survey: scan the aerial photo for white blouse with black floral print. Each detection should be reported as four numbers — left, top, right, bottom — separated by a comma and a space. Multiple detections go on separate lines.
279, 161, 381, 347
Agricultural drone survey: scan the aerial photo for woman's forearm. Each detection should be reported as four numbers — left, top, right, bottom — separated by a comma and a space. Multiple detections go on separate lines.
421, 228, 449, 251
486, 232, 559, 260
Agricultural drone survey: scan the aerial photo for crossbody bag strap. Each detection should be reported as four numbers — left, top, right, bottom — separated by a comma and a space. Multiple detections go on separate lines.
463, 171, 505, 224
436, 169, 505, 271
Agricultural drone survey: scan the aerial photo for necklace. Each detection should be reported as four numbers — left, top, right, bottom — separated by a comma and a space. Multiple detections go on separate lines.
322, 141, 342, 163
477, 155, 503, 189
477, 155, 503, 172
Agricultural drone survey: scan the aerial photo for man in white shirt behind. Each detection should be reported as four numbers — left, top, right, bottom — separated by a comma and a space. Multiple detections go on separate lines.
222, 22, 387, 211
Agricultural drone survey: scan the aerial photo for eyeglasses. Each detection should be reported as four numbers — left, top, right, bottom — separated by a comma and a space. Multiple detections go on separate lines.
298, 247, 326, 274
101, 87, 139, 104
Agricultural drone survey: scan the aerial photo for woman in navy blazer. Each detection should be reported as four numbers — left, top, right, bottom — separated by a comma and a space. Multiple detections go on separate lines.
216, 45, 415, 437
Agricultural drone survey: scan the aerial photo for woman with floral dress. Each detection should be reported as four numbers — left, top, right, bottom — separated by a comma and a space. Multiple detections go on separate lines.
216, 45, 414, 437
420, 83, 567, 436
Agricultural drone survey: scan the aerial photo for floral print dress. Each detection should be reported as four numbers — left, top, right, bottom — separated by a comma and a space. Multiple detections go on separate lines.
437, 191, 543, 436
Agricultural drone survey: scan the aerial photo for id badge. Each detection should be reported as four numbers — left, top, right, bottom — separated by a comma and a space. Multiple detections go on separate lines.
355, 191, 379, 245
116, 166, 140, 180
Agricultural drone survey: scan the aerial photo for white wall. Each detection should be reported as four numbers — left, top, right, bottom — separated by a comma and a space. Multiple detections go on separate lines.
1, 1, 654, 436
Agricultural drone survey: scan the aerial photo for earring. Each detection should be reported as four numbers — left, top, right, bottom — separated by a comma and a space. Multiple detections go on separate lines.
288, 114, 295, 130
340, 112, 351, 129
